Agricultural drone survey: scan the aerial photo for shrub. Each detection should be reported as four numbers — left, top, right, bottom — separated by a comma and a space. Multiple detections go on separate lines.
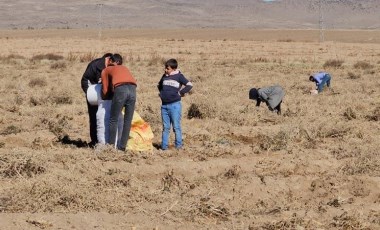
187, 103, 216, 119
254, 57, 269, 63
343, 107, 357, 120
79, 52, 96, 63
31, 53, 64, 61
277, 39, 294, 42
347, 72, 360, 79
1, 125, 22, 135
29, 78, 47, 87
50, 61, 67, 69
7, 54, 26, 59
66, 52, 78, 62
1, 158, 45, 178
323, 59, 344, 68
147, 52, 165, 66
353, 61, 373, 69
50, 94, 73, 105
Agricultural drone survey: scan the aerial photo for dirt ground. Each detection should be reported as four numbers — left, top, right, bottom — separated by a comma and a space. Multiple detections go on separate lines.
0, 29, 379, 229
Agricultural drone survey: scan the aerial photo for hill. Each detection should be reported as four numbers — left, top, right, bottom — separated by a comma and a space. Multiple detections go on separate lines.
1, 0, 379, 29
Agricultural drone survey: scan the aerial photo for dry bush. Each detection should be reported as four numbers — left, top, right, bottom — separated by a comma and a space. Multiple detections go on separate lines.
257, 216, 311, 230
316, 124, 350, 139
223, 165, 241, 179
4, 180, 95, 212
187, 103, 216, 119
31, 53, 64, 61
330, 212, 369, 229
347, 71, 361, 79
1, 125, 22, 135
189, 199, 230, 221
0, 158, 45, 178
0, 54, 26, 65
26, 219, 53, 229
48, 116, 71, 139
343, 107, 357, 120
30, 92, 73, 106
366, 106, 380, 121
253, 57, 270, 63
48, 93, 73, 105
7, 54, 26, 59
28, 78, 47, 87
323, 59, 344, 68
79, 52, 97, 63
277, 38, 294, 42
353, 60, 373, 69
29, 96, 44, 106
50, 61, 67, 69
257, 131, 290, 151
66, 52, 78, 62
331, 146, 361, 160
342, 154, 380, 176
147, 52, 165, 66
161, 170, 180, 192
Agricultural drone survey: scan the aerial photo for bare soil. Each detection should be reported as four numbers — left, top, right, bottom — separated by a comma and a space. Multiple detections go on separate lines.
0, 29, 379, 229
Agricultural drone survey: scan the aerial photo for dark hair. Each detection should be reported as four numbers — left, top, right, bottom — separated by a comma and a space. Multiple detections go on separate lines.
102, 53, 113, 58
249, 88, 259, 100
309, 76, 314, 81
111, 53, 123, 65
165, 59, 178, 69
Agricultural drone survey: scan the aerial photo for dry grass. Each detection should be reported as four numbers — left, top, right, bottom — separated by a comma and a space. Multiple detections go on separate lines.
0, 29, 379, 229
323, 59, 344, 68
31, 53, 64, 61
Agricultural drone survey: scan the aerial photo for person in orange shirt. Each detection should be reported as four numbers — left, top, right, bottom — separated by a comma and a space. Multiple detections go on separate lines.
101, 54, 137, 151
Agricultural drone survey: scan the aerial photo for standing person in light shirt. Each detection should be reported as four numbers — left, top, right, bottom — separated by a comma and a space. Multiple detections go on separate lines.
158, 59, 193, 150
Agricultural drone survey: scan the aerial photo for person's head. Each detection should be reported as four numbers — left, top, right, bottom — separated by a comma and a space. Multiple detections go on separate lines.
102, 53, 113, 58
309, 75, 315, 82
110, 53, 123, 65
164, 59, 178, 74
103, 53, 113, 66
249, 88, 259, 100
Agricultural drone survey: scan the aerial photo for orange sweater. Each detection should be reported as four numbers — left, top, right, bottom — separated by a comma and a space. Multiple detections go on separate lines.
101, 65, 137, 98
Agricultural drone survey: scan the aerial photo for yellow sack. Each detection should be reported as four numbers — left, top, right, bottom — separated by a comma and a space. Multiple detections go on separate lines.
126, 111, 154, 151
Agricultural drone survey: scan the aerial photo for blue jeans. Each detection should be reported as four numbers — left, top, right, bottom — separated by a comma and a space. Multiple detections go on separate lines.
161, 101, 182, 150
317, 74, 331, 92
109, 84, 136, 150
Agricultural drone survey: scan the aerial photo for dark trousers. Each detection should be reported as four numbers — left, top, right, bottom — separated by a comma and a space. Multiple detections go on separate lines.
86, 99, 98, 145
274, 101, 282, 115
109, 84, 136, 150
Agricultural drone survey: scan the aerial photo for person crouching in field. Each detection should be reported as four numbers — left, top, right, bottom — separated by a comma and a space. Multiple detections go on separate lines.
249, 85, 285, 115
101, 54, 137, 151
158, 59, 193, 150
309, 71, 332, 93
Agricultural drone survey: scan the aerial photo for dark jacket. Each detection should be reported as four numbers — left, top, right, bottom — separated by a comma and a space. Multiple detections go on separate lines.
81, 57, 107, 93
158, 71, 192, 105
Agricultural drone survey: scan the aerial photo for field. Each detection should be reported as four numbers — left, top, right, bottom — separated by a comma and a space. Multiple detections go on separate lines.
0, 29, 379, 229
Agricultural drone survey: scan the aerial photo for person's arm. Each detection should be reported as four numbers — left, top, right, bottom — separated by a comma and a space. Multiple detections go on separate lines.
157, 75, 164, 92
101, 69, 109, 99
179, 75, 193, 96
81, 63, 93, 93
256, 98, 261, 107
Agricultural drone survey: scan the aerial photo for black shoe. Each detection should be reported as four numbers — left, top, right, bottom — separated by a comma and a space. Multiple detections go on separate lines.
88, 141, 97, 148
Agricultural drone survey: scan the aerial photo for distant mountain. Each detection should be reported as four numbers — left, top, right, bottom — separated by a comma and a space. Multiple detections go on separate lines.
1, 0, 379, 29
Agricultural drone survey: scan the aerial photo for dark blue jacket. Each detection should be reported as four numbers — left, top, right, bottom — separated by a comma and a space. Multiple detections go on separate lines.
158, 72, 192, 105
